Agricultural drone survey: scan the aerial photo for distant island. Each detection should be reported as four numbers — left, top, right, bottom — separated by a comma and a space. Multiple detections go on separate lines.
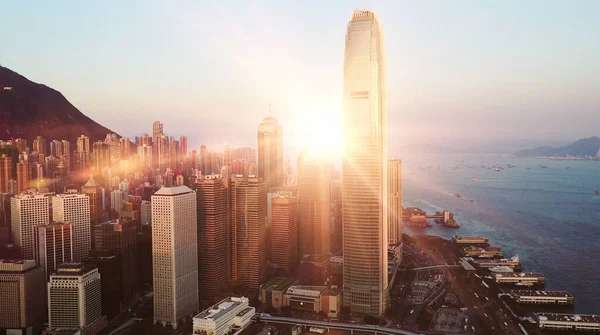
514, 136, 600, 159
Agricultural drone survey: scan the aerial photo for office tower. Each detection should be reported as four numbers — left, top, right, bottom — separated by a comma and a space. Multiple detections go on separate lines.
52, 194, 91, 261
0, 193, 11, 244
270, 193, 298, 269
199, 145, 208, 174
141, 200, 151, 225
94, 219, 138, 306
11, 194, 50, 259
195, 175, 228, 307
33, 136, 47, 156
342, 9, 388, 316
151, 186, 198, 329
169, 139, 179, 170
77, 135, 91, 153
223, 145, 232, 167
230, 176, 266, 289
83, 176, 102, 249
180, 136, 188, 157
0, 154, 13, 193
297, 158, 331, 261
0, 260, 45, 333
387, 159, 402, 245
258, 116, 284, 189
84, 252, 123, 319
16, 161, 30, 194
36, 223, 73, 279
48, 263, 106, 334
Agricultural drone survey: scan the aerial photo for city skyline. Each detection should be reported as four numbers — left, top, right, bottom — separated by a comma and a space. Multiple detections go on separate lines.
2, 1, 599, 154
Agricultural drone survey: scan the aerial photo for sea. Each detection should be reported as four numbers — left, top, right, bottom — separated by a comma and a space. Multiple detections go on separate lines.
400, 153, 600, 314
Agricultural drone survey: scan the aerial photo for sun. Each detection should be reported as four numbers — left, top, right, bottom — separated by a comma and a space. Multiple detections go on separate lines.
293, 102, 343, 160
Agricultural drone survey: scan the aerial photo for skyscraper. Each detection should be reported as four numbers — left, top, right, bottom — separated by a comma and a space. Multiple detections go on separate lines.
180, 136, 188, 157
83, 176, 102, 249
36, 223, 74, 280
258, 116, 284, 189
0, 260, 45, 333
342, 9, 388, 316
387, 159, 402, 245
151, 186, 199, 329
229, 176, 266, 289
0, 154, 13, 193
195, 175, 228, 307
52, 193, 91, 261
11, 194, 50, 260
33, 136, 47, 156
270, 193, 298, 269
16, 161, 30, 194
297, 156, 331, 261
47, 263, 105, 334
94, 219, 138, 306
77, 135, 90, 153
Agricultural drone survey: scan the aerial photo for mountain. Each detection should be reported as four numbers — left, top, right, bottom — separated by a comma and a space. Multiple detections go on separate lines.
514, 137, 600, 157
0, 65, 116, 144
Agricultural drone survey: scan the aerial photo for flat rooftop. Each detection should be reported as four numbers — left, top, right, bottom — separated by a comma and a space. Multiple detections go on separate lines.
496, 272, 544, 278
512, 290, 572, 298
194, 297, 248, 321
537, 313, 600, 323
260, 277, 298, 292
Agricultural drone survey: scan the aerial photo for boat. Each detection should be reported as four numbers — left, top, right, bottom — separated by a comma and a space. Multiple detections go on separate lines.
595, 191, 599, 196
494, 168, 501, 172
472, 178, 479, 181
469, 199, 474, 203
454, 193, 461, 198
566, 166, 570, 169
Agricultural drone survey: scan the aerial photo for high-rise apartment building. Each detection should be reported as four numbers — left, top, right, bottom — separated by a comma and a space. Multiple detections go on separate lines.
94, 219, 138, 306
16, 161, 30, 194
151, 186, 199, 329
77, 135, 91, 153
33, 136, 47, 156
0, 154, 13, 193
258, 116, 284, 189
11, 194, 50, 259
52, 194, 91, 261
195, 175, 228, 307
297, 157, 331, 261
0, 260, 45, 333
342, 9, 389, 316
180, 136, 188, 158
93, 141, 110, 173
36, 223, 73, 280
387, 159, 402, 245
270, 193, 298, 269
47, 263, 105, 334
229, 176, 266, 289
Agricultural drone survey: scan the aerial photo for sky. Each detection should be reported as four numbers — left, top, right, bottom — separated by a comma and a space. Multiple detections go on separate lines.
2, 0, 600, 156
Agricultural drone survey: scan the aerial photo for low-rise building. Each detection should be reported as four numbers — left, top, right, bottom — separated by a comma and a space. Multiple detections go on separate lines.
259, 277, 299, 310
536, 313, 600, 332
511, 290, 573, 305
192, 297, 255, 335
493, 272, 545, 286
282, 286, 342, 318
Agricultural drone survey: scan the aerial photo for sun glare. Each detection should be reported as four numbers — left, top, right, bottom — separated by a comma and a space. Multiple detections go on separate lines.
293, 103, 343, 160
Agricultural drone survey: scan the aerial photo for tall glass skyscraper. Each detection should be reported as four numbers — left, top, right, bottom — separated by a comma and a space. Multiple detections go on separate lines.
342, 9, 388, 317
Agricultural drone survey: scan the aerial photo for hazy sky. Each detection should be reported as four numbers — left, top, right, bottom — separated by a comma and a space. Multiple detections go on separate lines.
2, 0, 599, 154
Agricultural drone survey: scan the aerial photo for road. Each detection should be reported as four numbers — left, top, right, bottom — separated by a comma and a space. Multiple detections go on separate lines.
256, 315, 423, 335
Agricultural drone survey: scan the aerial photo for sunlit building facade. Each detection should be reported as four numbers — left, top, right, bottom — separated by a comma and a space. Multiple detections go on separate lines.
342, 9, 389, 316
387, 158, 402, 245
258, 116, 284, 189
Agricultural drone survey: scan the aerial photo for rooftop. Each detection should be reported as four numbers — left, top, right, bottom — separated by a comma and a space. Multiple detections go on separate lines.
154, 185, 193, 196
194, 297, 249, 321
495, 272, 544, 278
512, 290, 573, 298
286, 286, 327, 297
537, 313, 600, 323
260, 277, 298, 292
0, 259, 36, 272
